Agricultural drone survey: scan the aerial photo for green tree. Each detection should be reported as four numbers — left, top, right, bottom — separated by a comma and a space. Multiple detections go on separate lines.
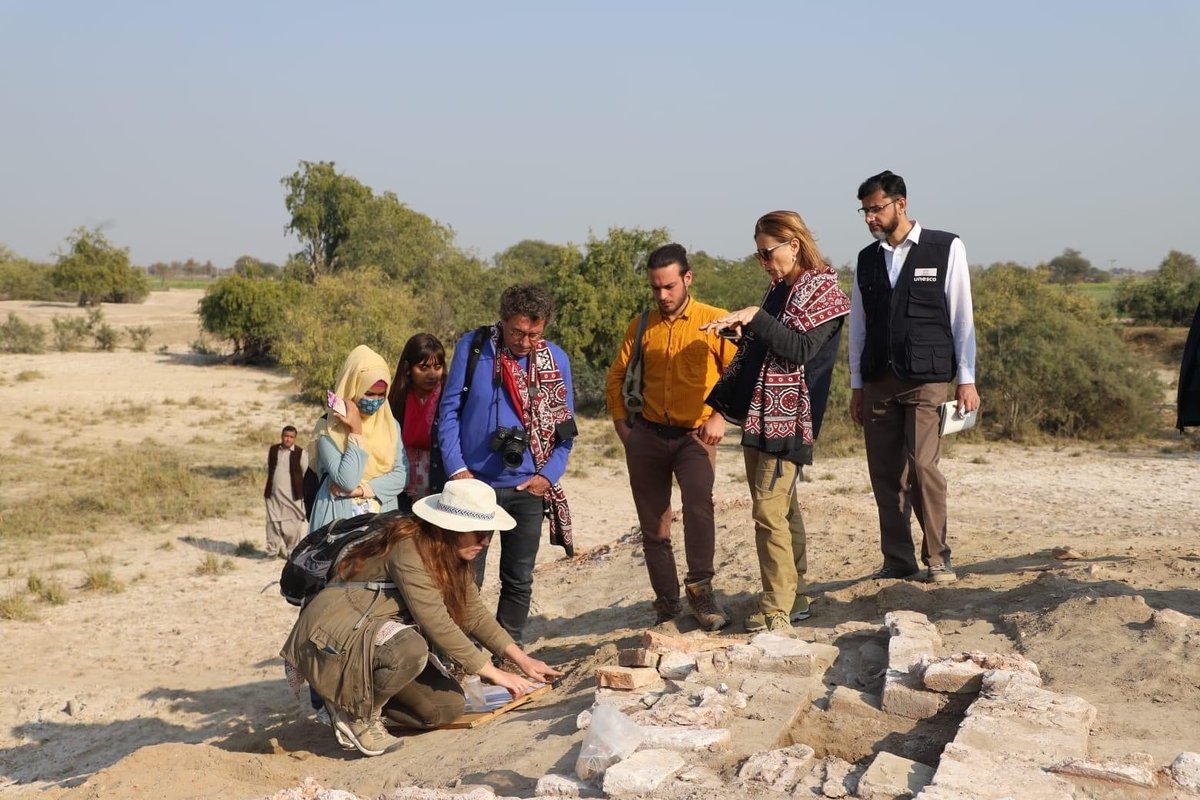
49, 227, 149, 306
198, 275, 298, 362
275, 270, 421, 401
689, 251, 766, 312
232, 255, 280, 279
338, 191, 457, 280
975, 263, 1159, 438
494, 240, 581, 288
1114, 250, 1200, 325
1045, 248, 1094, 284
282, 161, 372, 279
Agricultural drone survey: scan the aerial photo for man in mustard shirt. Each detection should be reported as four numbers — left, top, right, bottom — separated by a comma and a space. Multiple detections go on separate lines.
606, 243, 736, 630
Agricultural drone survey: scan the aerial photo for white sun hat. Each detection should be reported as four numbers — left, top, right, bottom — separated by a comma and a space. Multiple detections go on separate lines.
412, 478, 517, 532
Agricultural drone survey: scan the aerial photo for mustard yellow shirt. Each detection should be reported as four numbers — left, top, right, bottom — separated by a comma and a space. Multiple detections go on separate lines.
605, 297, 735, 428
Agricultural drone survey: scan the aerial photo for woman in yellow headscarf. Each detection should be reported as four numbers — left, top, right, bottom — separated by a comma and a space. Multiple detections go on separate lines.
310, 345, 409, 529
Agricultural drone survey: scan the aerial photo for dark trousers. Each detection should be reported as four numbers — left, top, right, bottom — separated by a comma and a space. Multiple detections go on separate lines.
862, 373, 950, 572
379, 633, 466, 729
472, 486, 544, 644
623, 420, 717, 602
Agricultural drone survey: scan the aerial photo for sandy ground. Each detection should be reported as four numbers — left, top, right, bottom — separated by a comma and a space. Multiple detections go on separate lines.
1, 291, 1198, 799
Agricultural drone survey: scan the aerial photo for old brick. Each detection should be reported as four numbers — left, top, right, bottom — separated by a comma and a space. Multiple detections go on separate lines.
534, 774, 590, 797
601, 749, 684, 796
884, 610, 942, 643
641, 629, 724, 654
1049, 757, 1157, 787
738, 744, 818, 793
596, 666, 663, 690
617, 648, 660, 669
881, 669, 947, 720
828, 685, 884, 719
637, 725, 731, 751
656, 651, 695, 680
888, 634, 939, 673
919, 651, 1041, 694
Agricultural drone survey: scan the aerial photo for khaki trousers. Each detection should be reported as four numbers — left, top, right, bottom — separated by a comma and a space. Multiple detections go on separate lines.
624, 421, 717, 603
862, 374, 950, 572
743, 447, 807, 616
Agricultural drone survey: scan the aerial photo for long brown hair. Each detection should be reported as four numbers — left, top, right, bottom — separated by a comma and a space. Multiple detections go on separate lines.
754, 210, 830, 274
335, 516, 474, 627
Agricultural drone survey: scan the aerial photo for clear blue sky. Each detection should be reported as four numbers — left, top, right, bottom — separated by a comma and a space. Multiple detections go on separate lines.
2, 1, 1197, 272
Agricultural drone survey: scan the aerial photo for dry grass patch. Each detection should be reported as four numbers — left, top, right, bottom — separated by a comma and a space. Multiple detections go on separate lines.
81, 565, 124, 593
0, 439, 259, 542
234, 540, 259, 557
195, 553, 235, 576
0, 591, 37, 621
12, 431, 41, 446
28, 573, 68, 605
15, 370, 44, 382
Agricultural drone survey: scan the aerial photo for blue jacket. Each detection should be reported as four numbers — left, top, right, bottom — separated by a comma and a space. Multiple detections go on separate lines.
438, 332, 575, 488
309, 420, 409, 530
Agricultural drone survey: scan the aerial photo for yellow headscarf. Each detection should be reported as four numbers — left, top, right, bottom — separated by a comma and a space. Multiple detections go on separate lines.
324, 345, 399, 482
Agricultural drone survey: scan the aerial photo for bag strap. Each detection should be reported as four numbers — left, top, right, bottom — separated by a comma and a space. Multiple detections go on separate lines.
459, 325, 491, 401
630, 311, 649, 376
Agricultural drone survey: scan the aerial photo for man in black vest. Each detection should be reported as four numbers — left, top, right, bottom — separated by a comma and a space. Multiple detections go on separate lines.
848, 171, 979, 584
264, 425, 308, 558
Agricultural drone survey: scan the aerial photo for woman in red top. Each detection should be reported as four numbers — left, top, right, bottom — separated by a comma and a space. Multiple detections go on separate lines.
388, 333, 446, 508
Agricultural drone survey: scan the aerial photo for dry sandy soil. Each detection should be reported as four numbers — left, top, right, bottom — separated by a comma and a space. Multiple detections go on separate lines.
1, 291, 1198, 799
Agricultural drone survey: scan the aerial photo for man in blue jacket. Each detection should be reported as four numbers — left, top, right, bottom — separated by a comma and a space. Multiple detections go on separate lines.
438, 284, 577, 645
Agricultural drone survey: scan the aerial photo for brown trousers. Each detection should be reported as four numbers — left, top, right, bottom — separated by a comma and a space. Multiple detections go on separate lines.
862, 374, 951, 572
623, 420, 717, 603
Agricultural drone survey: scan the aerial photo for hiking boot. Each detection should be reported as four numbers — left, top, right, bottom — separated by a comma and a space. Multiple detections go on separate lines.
926, 561, 958, 584
685, 579, 730, 631
764, 612, 797, 636
652, 596, 683, 626
746, 596, 811, 631
872, 565, 920, 580
327, 706, 401, 757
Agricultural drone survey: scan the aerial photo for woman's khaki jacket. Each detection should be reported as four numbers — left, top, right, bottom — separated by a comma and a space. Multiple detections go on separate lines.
281, 534, 514, 719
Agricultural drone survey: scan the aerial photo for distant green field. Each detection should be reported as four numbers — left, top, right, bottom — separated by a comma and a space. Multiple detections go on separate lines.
1061, 282, 1117, 306
149, 278, 216, 291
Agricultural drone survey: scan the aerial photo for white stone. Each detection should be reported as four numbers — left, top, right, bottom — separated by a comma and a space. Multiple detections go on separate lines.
601, 749, 684, 796
884, 610, 942, 642
821, 756, 853, 798
738, 744, 818, 793
575, 708, 591, 730
726, 643, 762, 668
1049, 757, 1157, 787
857, 751, 934, 799
751, 632, 810, 657
881, 669, 947, 720
1173, 752, 1200, 791
888, 634, 939, 673
534, 774, 590, 797
636, 725, 731, 751
657, 650, 695, 680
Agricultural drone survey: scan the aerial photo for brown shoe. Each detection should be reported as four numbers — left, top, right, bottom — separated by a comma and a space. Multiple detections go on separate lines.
685, 579, 729, 631
652, 596, 682, 625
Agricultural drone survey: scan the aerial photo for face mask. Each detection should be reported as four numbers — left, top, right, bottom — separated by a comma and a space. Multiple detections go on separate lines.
357, 397, 386, 416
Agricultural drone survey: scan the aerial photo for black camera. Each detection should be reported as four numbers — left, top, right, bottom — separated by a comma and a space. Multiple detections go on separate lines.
490, 426, 529, 468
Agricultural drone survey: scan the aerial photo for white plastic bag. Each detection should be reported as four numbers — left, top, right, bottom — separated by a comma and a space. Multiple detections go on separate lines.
575, 702, 643, 780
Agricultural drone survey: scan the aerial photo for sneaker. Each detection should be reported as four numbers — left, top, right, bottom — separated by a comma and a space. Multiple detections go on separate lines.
684, 580, 730, 631
327, 706, 401, 757
872, 565, 920, 580
926, 562, 958, 584
746, 596, 811, 631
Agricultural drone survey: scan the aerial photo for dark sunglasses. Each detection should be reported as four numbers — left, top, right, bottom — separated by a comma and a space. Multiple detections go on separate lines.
754, 239, 794, 261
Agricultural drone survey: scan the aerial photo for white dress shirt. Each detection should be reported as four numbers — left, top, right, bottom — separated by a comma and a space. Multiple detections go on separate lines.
848, 221, 976, 388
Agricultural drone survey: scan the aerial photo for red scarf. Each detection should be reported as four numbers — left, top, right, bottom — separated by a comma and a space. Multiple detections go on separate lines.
491, 326, 574, 555
401, 385, 441, 450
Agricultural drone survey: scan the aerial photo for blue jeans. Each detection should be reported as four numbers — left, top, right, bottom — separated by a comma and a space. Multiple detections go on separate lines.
472, 486, 545, 644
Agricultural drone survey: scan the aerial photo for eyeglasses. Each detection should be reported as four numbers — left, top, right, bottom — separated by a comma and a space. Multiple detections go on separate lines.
857, 199, 898, 218
505, 325, 543, 343
754, 239, 794, 261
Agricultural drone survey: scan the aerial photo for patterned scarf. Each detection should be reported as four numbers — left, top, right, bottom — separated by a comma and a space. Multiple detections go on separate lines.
490, 326, 574, 556
721, 270, 851, 446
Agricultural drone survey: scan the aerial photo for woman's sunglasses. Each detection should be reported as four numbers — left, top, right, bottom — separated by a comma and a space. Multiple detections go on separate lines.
755, 239, 794, 261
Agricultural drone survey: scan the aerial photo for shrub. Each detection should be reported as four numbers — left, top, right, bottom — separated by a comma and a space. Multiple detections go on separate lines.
50, 227, 149, 306
51, 315, 91, 351
974, 264, 1161, 439
0, 591, 36, 621
0, 258, 65, 301
126, 325, 153, 351
0, 313, 46, 353
199, 275, 298, 362
93, 322, 120, 351
276, 269, 421, 401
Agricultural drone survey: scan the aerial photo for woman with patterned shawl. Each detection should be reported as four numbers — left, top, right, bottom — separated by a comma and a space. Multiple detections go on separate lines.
705, 211, 851, 635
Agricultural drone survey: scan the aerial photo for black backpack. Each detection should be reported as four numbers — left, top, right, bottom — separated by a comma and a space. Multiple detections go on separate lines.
279, 510, 408, 606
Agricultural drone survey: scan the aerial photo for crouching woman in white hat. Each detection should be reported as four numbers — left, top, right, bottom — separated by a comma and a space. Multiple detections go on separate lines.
281, 479, 562, 756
